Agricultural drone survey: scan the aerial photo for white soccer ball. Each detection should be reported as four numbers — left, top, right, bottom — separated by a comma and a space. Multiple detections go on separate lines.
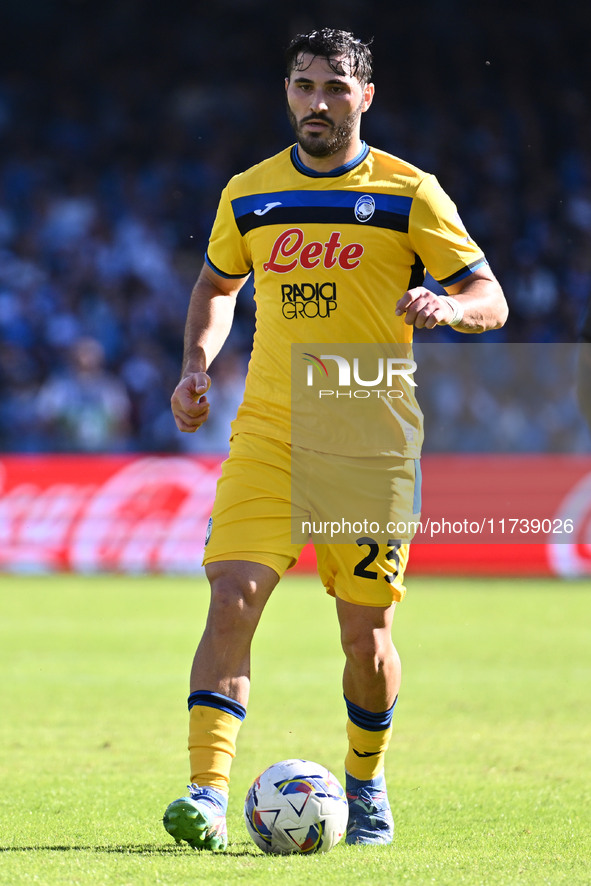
244, 758, 348, 854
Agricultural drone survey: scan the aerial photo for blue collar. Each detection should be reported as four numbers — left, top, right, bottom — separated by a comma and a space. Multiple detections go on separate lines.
290, 141, 370, 178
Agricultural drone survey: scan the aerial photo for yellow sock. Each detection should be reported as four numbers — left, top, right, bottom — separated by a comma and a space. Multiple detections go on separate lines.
345, 720, 393, 782
188, 692, 246, 794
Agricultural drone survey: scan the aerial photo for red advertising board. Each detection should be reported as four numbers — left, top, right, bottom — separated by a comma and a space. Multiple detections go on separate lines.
0, 454, 590, 576
0, 455, 221, 573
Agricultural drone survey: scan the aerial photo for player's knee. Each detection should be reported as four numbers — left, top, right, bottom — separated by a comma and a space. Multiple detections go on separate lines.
341, 629, 395, 675
205, 566, 267, 634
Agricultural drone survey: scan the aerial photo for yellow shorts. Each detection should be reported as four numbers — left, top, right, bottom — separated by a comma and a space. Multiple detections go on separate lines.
203, 433, 421, 607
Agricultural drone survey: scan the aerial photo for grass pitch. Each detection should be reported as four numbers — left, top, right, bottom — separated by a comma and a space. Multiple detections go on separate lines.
0, 573, 589, 885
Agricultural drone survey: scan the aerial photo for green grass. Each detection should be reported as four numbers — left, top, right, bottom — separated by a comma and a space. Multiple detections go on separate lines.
0, 574, 589, 885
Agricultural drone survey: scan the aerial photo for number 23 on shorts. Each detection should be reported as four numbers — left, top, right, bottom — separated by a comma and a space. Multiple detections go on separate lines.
354, 537, 402, 585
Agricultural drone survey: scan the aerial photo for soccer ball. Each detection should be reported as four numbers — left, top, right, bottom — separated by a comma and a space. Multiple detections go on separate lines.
244, 758, 348, 855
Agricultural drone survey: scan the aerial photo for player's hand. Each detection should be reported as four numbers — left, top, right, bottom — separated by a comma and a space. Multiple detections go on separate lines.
171, 371, 211, 432
395, 287, 454, 329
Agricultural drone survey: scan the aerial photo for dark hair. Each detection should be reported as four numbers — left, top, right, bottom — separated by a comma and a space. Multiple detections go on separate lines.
285, 28, 373, 85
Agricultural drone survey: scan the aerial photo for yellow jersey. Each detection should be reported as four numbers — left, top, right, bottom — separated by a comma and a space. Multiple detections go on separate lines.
205, 142, 486, 456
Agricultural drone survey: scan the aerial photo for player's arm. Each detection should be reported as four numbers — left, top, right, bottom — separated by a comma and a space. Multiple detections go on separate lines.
171, 263, 249, 433
395, 265, 508, 333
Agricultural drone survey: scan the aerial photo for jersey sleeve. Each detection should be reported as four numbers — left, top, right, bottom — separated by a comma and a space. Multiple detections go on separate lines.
408, 174, 487, 288
205, 184, 253, 279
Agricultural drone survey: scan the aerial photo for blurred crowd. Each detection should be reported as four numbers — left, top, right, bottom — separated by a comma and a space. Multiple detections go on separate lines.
0, 0, 589, 454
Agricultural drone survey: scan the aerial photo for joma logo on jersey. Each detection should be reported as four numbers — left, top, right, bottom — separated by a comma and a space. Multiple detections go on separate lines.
264, 228, 364, 273
282, 282, 337, 319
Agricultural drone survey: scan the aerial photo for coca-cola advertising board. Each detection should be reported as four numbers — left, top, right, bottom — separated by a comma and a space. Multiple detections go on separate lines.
0, 454, 590, 576
0, 455, 220, 573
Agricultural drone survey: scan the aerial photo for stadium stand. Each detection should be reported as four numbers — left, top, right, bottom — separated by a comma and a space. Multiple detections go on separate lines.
0, 0, 588, 453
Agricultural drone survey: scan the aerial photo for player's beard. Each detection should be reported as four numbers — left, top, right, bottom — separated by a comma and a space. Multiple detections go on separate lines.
287, 99, 364, 158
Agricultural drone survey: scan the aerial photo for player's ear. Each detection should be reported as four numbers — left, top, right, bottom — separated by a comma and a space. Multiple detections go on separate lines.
285, 77, 289, 92
362, 82, 375, 112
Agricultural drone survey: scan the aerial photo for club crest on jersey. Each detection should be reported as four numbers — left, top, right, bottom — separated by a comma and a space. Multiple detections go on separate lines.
354, 195, 375, 223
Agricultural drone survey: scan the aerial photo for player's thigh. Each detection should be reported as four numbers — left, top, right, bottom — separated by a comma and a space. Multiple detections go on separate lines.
204, 432, 304, 577
315, 538, 411, 606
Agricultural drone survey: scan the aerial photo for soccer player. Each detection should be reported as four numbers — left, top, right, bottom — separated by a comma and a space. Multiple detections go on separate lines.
164, 28, 508, 850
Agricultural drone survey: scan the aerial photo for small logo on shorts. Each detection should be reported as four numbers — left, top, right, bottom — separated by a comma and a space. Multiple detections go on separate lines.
204, 516, 213, 546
